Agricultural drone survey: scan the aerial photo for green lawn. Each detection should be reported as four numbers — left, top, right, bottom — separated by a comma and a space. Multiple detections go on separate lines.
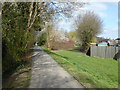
41, 46, 118, 88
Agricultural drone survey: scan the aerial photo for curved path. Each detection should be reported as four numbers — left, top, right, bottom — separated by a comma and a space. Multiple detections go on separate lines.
29, 46, 85, 88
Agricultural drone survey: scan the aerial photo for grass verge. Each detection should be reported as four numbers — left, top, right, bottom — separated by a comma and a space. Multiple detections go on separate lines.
41, 46, 118, 88
2, 50, 33, 88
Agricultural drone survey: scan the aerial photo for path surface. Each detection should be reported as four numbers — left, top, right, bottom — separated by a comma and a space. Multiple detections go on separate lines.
29, 46, 84, 88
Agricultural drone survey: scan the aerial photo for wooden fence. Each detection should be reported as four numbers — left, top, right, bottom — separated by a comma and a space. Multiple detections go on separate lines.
90, 46, 120, 59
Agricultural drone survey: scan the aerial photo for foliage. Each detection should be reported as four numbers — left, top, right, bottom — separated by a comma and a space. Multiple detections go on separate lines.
75, 11, 102, 53
69, 31, 81, 46
92, 37, 97, 43
46, 23, 61, 50
1, 2, 87, 73
46, 23, 54, 49
41, 46, 118, 88
38, 33, 47, 46
40, 2, 86, 21
69, 31, 77, 41
2, 2, 43, 73
45, 23, 75, 50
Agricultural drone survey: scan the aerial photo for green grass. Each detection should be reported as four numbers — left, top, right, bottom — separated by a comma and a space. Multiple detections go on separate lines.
41, 46, 118, 88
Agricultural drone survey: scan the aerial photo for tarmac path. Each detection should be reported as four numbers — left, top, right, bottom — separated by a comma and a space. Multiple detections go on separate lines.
29, 46, 85, 88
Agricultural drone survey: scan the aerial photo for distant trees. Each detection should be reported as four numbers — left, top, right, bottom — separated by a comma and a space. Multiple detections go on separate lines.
2, 2, 86, 72
92, 37, 98, 43
38, 32, 47, 46
69, 31, 81, 46
75, 11, 102, 53
46, 23, 54, 49
37, 2, 86, 49
45, 23, 62, 50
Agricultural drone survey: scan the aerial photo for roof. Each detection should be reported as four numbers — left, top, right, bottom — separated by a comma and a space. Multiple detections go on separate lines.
99, 39, 110, 42
115, 38, 120, 40
109, 42, 117, 45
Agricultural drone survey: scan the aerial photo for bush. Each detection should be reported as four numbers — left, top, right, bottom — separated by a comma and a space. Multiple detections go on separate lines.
48, 40, 75, 50
2, 2, 36, 73
38, 33, 47, 46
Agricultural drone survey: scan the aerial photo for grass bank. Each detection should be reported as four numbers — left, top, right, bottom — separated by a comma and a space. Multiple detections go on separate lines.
41, 46, 118, 88
2, 49, 33, 88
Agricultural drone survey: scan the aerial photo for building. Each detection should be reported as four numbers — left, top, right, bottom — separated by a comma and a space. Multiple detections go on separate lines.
115, 38, 120, 43
97, 39, 117, 46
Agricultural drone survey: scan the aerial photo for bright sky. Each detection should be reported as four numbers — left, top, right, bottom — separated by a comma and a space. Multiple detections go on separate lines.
95, 2, 118, 39
55, 2, 118, 39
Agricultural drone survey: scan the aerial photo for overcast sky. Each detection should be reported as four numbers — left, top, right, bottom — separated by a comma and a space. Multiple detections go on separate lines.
55, 2, 118, 39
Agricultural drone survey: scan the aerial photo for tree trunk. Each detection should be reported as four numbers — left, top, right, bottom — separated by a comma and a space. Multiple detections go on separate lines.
82, 42, 90, 54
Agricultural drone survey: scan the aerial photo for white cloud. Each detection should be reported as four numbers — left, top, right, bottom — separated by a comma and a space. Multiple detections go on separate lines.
54, 2, 117, 39
98, 27, 118, 39
79, 2, 108, 18
97, 12, 107, 18
55, 2, 109, 32
86, 0, 119, 2
92, 3, 107, 11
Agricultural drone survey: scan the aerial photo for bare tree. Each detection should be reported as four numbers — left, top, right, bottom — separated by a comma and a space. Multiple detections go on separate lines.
75, 11, 102, 53
46, 22, 62, 50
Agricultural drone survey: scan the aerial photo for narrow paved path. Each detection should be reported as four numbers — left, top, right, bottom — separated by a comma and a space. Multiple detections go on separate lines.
29, 46, 84, 88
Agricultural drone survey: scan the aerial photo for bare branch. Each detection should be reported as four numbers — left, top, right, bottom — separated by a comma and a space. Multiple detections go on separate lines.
27, 2, 33, 28
28, 2, 38, 30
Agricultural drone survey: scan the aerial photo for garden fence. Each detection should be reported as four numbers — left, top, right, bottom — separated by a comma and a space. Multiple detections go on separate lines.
90, 46, 120, 59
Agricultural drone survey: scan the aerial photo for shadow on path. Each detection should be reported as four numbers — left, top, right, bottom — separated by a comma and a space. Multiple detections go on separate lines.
29, 46, 85, 88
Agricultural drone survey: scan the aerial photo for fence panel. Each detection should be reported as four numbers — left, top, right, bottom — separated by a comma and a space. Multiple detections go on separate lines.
91, 46, 96, 57
90, 46, 119, 59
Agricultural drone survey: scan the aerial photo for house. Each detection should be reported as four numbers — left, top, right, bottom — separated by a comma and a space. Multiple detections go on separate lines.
114, 38, 120, 46
96, 39, 110, 46
115, 38, 120, 43
90, 43, 97, 46
97, 39, 118, 46
99, 39, 110, 43
109, 42, 117, 46
97, 42, 108, 46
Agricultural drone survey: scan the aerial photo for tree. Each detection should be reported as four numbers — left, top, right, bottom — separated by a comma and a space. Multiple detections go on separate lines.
39, 2, 86, 21
69, 31, 81, 46
2, 2, 45, 73
46, 22, 61, 50
75, 11, 102, 53
36, 2, 86, 47
69, 31, 78, 42
38, 32, 47, 46
1, 2, 86, 72
92, 37, 97, 43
